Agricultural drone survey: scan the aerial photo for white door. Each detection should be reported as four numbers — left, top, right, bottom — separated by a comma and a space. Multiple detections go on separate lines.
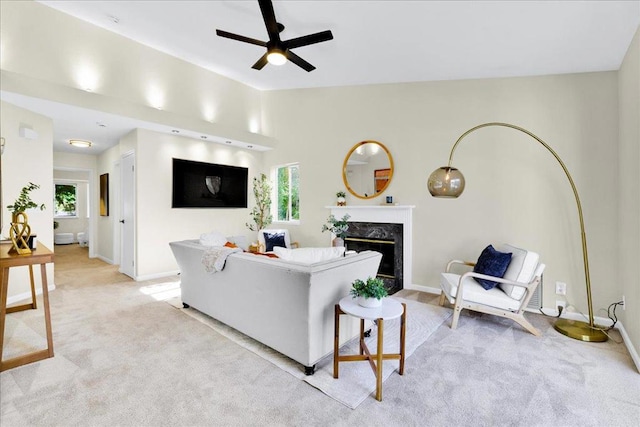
120, 152, 135, 278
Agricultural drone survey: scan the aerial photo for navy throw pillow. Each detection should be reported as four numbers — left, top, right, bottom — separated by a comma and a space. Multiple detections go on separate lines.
473, 245, 512, 290
263, 232, 286, 252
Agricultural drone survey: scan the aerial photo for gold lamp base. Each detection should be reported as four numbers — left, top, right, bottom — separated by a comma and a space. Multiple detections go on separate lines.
554, 319, 608, 342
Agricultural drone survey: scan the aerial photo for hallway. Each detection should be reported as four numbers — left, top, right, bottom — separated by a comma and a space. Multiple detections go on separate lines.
53, 244, 132, 288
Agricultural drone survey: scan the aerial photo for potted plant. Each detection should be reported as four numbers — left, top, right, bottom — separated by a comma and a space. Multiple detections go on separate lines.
246, 173, 273, 232
350, 277, 388, 308
7, 182, 45, 253
321, 213, 350, 246
336, 191, 346, 206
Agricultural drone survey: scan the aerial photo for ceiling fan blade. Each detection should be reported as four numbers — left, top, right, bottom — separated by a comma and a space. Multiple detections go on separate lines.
285, 30, 334, 49
258, 0, 280, 40
216, 29, 267, 47
252, 52, 269, 70
285, 51, 316, 72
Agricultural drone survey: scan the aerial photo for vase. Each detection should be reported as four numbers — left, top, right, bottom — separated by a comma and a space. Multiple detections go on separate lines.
332, 237, 344, 247
10, 212, 32, 254
358, 296, 383, 308
337, 197, 346, 206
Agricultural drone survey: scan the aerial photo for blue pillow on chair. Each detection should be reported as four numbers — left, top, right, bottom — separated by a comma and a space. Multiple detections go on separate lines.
473, 245, 512, 290
263, 232, 286, 252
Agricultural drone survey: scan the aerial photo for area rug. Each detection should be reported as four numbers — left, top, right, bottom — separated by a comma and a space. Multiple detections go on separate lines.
166, 295, 452, 409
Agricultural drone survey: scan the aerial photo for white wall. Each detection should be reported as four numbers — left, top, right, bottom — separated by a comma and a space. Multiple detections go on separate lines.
96, 145, 122, 264
1, 101, 54, 298
262, 72, 620, 320
618, 26, 640, 364
133, 128, 264, 279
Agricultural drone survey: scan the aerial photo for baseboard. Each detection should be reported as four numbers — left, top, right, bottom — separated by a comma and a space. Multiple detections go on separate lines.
135, 270, 180, 282
7, 284, 56, 306
405, 283, 440, 294
615, 321, 640, 373
95, 254, 114, 264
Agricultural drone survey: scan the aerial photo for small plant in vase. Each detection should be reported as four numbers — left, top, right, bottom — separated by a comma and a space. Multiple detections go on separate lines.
350, 277, 388, 308
7, 182, 45, 254
336, 191, 346, 206
246, 173, 273, 241
321, 213, 350, 247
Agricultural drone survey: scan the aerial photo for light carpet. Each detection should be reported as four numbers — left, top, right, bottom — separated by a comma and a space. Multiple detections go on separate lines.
167, 296, 452, 408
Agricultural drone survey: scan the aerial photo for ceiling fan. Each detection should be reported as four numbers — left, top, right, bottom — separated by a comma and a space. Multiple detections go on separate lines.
216, 0, 333, 72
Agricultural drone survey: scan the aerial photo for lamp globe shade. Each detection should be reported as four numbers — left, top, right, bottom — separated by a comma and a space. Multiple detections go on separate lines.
428, 167, 465, 198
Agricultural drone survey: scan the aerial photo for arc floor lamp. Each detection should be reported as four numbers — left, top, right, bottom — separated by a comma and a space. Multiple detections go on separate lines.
427, 122, 607, 342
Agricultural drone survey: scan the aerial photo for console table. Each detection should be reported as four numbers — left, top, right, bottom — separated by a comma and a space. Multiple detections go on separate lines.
333, 296, 406, 401
0, 242, 55, 371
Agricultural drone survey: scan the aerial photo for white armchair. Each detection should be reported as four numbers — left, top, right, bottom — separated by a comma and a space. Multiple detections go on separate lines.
438, 244, 545, 336
257, 228, 299, 252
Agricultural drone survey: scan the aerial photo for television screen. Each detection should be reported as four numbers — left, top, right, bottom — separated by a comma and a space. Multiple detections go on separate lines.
172, 158, 248, 208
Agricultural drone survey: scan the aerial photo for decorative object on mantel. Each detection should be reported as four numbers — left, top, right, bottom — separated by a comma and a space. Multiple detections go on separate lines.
350, 277, 388, 308
343, 140, 394, 200
336, 191, 346, 206
7, 182, 45, 254
427, 121, 607, 343
322, 213, 350, 247
246, 173, 273, 246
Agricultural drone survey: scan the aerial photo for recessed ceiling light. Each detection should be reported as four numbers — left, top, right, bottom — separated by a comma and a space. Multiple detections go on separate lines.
69, 139, 92, 148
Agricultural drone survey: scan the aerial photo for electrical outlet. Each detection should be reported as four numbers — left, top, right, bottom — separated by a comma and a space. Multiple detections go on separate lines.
556, 282, 567, 295
622, 295, 626, 311
556, 300, 566, 310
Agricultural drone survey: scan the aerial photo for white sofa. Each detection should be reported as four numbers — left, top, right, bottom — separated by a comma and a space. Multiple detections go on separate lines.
169, 240, 382, 374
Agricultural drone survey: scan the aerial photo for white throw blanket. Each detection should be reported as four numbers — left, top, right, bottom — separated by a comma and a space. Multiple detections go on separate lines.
201, 246, 242, 273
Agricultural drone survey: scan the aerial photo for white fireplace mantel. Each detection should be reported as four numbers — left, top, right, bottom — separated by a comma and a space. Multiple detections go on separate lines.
327, 205, 415, 288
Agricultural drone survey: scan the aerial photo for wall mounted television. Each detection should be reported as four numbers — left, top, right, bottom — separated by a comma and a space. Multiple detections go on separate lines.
172, 158, 248, 208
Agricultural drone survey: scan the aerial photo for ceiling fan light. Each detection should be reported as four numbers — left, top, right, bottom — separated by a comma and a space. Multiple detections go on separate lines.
267, 50, 287, 66
69, 139, 92, 148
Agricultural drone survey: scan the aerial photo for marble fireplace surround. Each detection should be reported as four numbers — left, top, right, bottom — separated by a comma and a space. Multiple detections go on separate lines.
327, 205, 415, 289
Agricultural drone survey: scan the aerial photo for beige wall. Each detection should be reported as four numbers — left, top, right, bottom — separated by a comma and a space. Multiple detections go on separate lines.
133, 128, 264, 279
96, 145, 122, 264
618, 26, 640, 364
262, 72, 620, 320
1, 101, 54, 298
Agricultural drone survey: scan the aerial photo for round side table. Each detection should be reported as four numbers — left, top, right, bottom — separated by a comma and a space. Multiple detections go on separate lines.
333, 296, 406, 401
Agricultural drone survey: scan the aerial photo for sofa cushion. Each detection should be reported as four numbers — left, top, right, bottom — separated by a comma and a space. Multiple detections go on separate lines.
497, 244, 540, 300
258, 229, 292, 251
473, 245, 512, 290
199, 231, 227, 247
441, 273, 521, 311
273, 246, 345, 264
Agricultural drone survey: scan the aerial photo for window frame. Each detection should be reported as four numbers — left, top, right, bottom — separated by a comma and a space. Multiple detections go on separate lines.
54, 181, 79, 219
272, 163, 300, 225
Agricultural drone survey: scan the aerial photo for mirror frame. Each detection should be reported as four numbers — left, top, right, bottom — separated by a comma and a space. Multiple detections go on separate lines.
342, 140, 394, 200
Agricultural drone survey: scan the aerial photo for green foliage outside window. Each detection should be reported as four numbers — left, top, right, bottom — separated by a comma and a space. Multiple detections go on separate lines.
277, 164, 299, 221
55, 184, 77, 217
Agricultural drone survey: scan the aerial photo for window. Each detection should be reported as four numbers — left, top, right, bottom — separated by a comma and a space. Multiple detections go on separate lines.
54, 183, 77, 217
274, 164, 300, 222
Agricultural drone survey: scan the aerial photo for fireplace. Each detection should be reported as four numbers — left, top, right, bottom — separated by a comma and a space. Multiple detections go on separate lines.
328, 205, 414, 293
345, 222, 403, 294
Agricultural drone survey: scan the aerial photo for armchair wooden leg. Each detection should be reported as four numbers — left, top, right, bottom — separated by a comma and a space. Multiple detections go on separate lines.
514, 314, 541, 337
438, 291, 446, 307
450, 305, 461, 330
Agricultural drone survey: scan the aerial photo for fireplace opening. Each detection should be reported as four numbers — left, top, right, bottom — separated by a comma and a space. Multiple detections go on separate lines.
345, 237, 395, 278
345, 222, 403, 294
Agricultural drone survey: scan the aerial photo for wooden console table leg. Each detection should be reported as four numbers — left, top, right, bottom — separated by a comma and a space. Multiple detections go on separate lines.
28, 265, 37, 309
0, 267, 8, 363
375, 318, 384, 401
40, 264, 54, 357
359, 318, 365, 355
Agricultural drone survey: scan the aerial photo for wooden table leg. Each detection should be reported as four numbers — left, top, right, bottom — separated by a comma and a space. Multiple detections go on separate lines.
359, 318, 365, 355
28, 265, 37, 309
375, 318, 384, 401
333, 304, 340, 378
0, 266, 8, 363
41, 264, 54, 357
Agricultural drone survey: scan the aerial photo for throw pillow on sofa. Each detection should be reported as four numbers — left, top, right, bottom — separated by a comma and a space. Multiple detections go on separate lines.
473, 244, 512, 290
273, 246, 345, 264
263, 231, 287, 252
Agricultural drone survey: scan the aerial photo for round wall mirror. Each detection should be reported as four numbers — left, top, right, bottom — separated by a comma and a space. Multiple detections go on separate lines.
342, 140, 394, 199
